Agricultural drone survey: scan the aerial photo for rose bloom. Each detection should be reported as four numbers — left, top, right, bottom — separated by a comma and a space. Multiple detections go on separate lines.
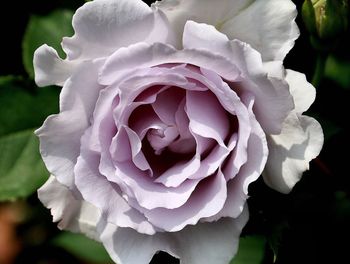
34, 0, 324, 263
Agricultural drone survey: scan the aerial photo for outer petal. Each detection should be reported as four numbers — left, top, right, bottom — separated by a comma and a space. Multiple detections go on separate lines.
285, 69, 316, 113
38, 175, 101, 241
35, 60, 103, 188
98, 206, 249, 264
99, 42, 241, 86
62, 0, 175, 60
220, 0, 299, 61
33, 44, 78, 87
155, 0, 299, 60
153, 0, 255, 48
183, 21, 294, 134
263, 114, 324, 193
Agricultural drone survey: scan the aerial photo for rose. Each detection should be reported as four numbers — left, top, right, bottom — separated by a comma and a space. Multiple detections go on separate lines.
34, 0, 323, 263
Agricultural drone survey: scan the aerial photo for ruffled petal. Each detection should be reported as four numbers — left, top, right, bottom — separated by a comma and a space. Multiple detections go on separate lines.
33, 44, 78, 87
62, 0, 175, 60
208, 94, 268, 221
38, 175, 101, 241
142, 170, 227, 232
153, 0, 256, 48
186, 90, 230, 146
286, 69, 316, 113
183, 21, 294, 134
99, 42, 241, 86
35, 60, 103, 188
263, 114, 324, 193
156, 0, 299, 60
219, 0, 299, 61
75, 130, 157, 235
99, 205, 249, 264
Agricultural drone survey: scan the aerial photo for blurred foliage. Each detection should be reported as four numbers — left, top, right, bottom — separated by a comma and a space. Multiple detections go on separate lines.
0, 0, 349, 263
22, 9, 74, 77
53, 232, 113, 263
0, 77, 59, 201
230, 236, 266, 264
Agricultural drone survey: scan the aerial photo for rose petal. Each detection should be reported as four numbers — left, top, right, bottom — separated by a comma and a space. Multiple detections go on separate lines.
98, 204, 248, 264
263, 114, 324, 193
156, 0, 299, 60
286, 69, 316, 113
208, 94, 268, 221
189, 142, 234, 181
152, 87, 185, 125
75, 131, 157, 235
186, 90, 230, 146
128, 105, 164, 139
35, 60, 103, 188
143, 170, 227, 232
99, 42, 241, 86
183, 21, 294, 134
38, 175, 101, 241
153, 0, 256, 48
154, 155, 201, 187
113, 162, 199, 210
62, 0, 174, 60
200, 68, 252, 179
33, 44, 78, 87
220, 0, 299, 61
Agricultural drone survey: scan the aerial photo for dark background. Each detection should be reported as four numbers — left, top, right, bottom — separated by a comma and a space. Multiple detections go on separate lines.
0, 0, 349, 263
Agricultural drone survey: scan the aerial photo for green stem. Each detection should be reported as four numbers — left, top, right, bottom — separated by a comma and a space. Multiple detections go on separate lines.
312, 53, 327, 87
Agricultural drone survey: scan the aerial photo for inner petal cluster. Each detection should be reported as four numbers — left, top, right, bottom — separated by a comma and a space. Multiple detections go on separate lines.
75, 63, 259, 233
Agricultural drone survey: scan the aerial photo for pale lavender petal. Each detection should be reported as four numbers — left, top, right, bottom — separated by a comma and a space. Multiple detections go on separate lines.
128, 105, 164, 139
110, 126, 131, 163
99, 207, 248, 264
125, 126, 152, 172
183, 21, 294, 134
169, 98, 197, 154
152, 87, 185, 125
112, 72, 191, 127
35, 60, 103, 188
62, 0, 175, 60
75, 130, 157, 235
189, 142, 235, 181
99, 42, 241, 86
114, 162, 200, 210
33, 44, 79, 87
207, 94, 268, 221
200, 68, 251, 179
154, 155, 201, 187
147, 126, 179, 154
143, 170, 227, 232
186, 90, 230, 146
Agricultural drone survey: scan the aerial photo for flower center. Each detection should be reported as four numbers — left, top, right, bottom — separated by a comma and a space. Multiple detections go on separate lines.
147, 126, 179, 155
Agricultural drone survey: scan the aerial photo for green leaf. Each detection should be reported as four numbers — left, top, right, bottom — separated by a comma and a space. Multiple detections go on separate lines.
22, 9, 74, 78
52, 232, 113, 263
0, 130, 48, 201
325, 55, 350, 89
230, 236, 266, 264
0, 77, 59, 201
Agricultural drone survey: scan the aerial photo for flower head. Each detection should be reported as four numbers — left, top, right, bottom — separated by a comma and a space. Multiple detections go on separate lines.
35, 1, 323, 263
